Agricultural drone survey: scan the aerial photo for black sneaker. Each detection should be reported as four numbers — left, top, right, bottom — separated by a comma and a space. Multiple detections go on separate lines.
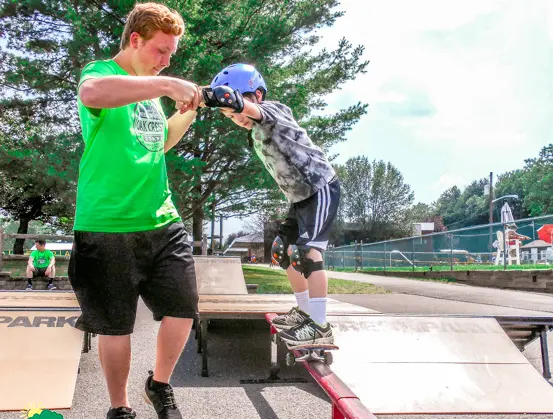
279, 318, 334, 346
271, 306, 310, 330
107, 407, 136, 419
143, 370, 182, 419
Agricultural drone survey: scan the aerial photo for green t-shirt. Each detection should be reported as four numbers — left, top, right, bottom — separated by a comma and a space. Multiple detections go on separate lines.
31, 250, 54, 269
75, 59, 181, 232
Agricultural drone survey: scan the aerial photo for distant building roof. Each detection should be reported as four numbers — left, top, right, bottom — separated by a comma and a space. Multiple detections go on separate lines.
521, 240, 551, 249
413, 222, 435, 235
232, 232, 264, 243
223, 247, 249, 254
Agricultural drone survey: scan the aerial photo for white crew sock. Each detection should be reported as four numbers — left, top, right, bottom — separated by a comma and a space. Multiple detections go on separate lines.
294, 290, 310, 313
309, 298, 327, 326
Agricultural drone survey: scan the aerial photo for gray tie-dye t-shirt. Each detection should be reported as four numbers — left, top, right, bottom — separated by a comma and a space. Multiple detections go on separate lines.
251, 101, 336, 203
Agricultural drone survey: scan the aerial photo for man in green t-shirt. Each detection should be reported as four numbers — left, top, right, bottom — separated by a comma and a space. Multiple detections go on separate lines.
26, 240, 56, 291
70, 4, 201, 419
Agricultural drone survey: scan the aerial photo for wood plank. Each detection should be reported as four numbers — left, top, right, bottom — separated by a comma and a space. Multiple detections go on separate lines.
0, 310, 83, 411
0, 291, 80, 309
199, 295, 378, 316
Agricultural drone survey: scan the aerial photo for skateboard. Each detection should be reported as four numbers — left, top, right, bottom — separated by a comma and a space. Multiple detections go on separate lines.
284, 342, 339, 366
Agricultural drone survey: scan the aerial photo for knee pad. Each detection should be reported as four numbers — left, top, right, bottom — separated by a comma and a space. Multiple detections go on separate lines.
271, 236, 290, 269
289, 246, 324, 279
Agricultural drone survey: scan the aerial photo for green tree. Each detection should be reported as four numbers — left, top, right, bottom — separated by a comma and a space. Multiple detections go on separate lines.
405, 202, 434, 224
0, 107, 80, 253
340, 156, 414, 242
494, 169, 528, 219
0, 1, 368, 253
522, 144, 553, 216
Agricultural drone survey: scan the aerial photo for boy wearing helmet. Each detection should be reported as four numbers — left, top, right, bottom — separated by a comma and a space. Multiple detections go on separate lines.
202, 64, 340, 346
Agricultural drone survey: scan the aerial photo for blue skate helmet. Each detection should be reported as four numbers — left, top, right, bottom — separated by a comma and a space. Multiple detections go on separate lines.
210, 63, 267, 99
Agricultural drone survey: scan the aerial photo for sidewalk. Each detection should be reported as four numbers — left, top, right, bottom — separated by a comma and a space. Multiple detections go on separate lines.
328, 270, 553, 314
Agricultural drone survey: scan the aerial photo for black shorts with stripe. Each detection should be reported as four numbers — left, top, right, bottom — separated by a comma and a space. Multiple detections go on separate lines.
278, 177, 340, 252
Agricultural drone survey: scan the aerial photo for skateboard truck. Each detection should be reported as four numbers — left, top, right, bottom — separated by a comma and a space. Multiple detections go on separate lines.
284, 343, 338, 367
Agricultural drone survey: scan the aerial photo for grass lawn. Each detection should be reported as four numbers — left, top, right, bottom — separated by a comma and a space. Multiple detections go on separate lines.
242, 265, 391, 294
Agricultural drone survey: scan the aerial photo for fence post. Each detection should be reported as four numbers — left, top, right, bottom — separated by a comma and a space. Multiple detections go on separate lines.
411, 238, 415, 272
383, 241, 387, 272
0, 227, 3, 273
449, 233, 453, 271
360, 240, 363, 270
342, 248, 345, 269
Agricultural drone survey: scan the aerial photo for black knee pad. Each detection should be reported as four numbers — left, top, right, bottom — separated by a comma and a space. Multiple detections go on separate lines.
289, 245, 324, 279
271, 236, 290, 269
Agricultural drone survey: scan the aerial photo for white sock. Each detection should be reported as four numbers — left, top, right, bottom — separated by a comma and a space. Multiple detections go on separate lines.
309, 298, 327, 326
294, 290, 310, 313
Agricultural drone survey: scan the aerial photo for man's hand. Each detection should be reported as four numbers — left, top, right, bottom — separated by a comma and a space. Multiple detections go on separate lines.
166, 79, 201, 113
45, 267, 51, 277
28, 265, 36, 272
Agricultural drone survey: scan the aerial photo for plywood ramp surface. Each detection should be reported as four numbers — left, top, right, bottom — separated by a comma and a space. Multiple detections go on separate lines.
328, 315, 553, 414
194, 256, 248, 295
0, 310, 83, 411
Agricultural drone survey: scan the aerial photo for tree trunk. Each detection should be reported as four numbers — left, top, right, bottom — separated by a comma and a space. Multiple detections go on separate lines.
13, 217, 30, 254
192, 206, 204, 255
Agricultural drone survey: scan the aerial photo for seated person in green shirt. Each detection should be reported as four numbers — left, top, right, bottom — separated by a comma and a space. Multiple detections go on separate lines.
26, 240, 56, 291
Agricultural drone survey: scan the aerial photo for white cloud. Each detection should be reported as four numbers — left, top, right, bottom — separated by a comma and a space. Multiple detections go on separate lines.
314, 0, 553, 204
433, 174, 468, 197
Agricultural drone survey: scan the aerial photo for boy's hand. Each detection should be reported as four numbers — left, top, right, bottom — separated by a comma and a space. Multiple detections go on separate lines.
221, 108, 254, 130
202, 86, 244, 113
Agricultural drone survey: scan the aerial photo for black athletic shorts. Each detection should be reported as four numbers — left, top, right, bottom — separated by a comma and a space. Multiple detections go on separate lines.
32, 267, 49, 277
68, 221, 199, 336
278, 177, 340, 252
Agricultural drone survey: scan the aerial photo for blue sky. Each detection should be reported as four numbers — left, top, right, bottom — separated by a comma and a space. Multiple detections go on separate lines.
223, 0, 553, 237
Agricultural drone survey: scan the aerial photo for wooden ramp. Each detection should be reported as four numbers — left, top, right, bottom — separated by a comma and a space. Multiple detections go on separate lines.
198, 295, 379, 377
194, 256, 248, 295
327, 315, 553, 414
0, 291, 83, 411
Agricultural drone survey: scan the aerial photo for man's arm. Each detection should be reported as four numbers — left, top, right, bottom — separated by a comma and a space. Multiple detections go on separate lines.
165, 110, 197, 152
27, 256, 35, 269
79, 76, 199, 111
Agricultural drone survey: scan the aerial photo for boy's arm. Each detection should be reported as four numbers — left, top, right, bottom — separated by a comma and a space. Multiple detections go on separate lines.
79, 76, 200, 111
165, 110, 198, 152
241, 100, 262, 121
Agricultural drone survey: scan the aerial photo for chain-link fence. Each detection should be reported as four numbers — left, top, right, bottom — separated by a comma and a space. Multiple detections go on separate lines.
325, 215, 553, 271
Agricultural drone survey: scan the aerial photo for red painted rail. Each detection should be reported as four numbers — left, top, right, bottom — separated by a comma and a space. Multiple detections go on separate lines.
265, 313, 377, 419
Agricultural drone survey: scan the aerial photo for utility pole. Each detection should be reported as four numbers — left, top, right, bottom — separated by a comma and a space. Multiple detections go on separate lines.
210, 201, 215, 254
219, 215, 223, 250
488, 172, 493, 253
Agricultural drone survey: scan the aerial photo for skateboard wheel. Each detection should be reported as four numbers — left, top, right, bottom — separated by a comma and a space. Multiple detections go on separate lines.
285, 352, 296, 367
270, 363, 280, 379
324, 351, 333, 365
